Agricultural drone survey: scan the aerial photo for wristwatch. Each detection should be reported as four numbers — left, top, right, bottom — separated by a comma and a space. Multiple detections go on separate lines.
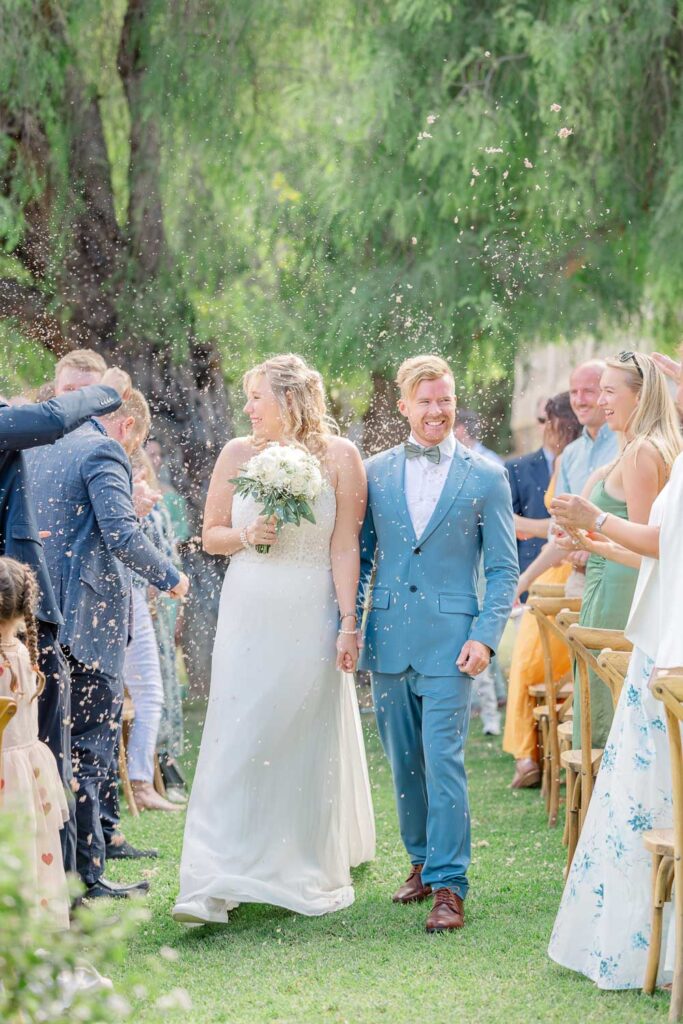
593, 511, 609, 532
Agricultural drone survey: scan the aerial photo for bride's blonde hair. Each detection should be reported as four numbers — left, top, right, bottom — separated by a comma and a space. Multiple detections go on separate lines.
605, 351, 682, 474
243, 353, 338, 455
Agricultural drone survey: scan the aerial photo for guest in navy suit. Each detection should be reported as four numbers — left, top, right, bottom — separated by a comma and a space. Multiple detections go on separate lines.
0, 368, 129, 871
505, 397, 578, 597
26, 390, 189, 898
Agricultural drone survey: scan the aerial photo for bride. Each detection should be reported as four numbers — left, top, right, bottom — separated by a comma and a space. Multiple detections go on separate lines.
172, 353, 375, 924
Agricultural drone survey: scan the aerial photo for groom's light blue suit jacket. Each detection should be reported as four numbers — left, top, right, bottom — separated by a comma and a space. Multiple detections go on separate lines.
358, 441, 519, 677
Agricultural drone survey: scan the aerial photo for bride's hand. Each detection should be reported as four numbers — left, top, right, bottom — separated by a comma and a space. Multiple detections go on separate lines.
247, 515, 278, 547
336, 630, 360, 673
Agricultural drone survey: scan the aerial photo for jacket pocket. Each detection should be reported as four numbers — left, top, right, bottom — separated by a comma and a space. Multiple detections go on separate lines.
371, 586, 391, 610
10, 522, 42, 545
438, 593, 479, 616
79, 565, 107, 596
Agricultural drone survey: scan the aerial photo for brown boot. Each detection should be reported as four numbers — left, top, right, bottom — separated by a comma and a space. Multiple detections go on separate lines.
425, 888, 464, 932
392, 864, 432, 904
131, 780, 181, 813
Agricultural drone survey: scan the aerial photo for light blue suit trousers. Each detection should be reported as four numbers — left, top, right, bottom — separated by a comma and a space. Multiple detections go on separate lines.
372, 669, 472, 897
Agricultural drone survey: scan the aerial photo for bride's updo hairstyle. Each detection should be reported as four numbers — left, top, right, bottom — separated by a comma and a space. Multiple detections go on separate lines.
244, 353, 338, 455
605, 351, 682, 474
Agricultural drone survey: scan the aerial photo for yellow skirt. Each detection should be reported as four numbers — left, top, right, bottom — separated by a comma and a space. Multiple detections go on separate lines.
502, 563, 572, 763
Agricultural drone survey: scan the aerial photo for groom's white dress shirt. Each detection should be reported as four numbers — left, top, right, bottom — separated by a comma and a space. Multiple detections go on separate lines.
404, 432, 456, 539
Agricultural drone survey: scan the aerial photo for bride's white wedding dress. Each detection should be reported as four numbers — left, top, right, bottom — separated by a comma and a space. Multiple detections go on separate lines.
173, 484, 375, 923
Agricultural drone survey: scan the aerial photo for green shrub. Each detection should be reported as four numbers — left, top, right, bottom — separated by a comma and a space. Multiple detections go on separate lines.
0, 813, 187, 1023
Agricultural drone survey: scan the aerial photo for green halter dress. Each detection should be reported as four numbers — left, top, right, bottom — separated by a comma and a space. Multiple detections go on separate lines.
571, 479, 639, 749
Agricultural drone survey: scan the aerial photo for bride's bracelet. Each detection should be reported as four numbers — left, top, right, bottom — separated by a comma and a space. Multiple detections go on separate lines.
239, 527, 252, 550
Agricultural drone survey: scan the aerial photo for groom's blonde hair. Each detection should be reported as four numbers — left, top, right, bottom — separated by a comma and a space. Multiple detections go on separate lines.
396, 355, 454, 399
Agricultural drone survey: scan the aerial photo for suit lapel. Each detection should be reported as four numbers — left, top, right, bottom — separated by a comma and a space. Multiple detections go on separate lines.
417, 441, 472, 546
385, 446, 417, 546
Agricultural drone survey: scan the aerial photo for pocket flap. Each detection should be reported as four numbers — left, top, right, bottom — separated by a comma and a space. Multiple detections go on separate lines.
439, 593, 479, 616
80, 565, 105, 595
371, 586, 391, 611
10, 522, 40, 543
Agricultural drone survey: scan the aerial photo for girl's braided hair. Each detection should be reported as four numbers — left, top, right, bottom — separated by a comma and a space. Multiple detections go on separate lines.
0, 557, 45, 700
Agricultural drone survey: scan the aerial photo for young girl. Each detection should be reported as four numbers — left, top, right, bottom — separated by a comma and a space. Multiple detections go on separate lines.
0, 557, 69, 928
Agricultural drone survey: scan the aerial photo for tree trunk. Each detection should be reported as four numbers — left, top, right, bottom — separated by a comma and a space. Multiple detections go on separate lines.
0, 0, 233, 696
361, 372, 406, 454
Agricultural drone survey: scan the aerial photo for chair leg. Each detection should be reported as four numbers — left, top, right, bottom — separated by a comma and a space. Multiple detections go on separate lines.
548, 747, 561, 828
562, 766, 574, 848
540, 717, 550, 802
153, 756, 167, 798
565, 771, 580, 878
670, 856, 683, 1021
119, 722, 139, 818
644, 853, 673, 995
578, 766, 593, 833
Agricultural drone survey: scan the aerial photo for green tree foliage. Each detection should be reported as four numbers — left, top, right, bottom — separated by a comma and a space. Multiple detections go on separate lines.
2, 0, 683, 408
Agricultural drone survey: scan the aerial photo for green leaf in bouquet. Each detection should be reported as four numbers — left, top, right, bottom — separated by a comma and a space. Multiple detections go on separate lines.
298, 500, 316, 524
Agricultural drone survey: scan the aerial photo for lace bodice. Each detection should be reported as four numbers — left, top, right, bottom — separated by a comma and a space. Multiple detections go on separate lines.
231, 485, 337, 569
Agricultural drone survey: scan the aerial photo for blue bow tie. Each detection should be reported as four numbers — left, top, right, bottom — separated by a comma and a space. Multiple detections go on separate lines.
405, 442, 441, 464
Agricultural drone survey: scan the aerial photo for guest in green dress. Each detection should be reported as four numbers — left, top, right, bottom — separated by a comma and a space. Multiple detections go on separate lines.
563, 351, 683, 748
571, 480, 638, 747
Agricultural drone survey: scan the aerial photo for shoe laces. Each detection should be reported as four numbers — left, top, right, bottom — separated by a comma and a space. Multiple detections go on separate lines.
434, 888, 459, 911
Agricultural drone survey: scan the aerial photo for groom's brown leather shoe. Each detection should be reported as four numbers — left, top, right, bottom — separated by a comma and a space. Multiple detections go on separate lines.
425, 888, 464, 932
392, 864, 432, 904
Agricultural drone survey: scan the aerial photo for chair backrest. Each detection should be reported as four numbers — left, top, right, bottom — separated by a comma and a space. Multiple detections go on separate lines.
597, 649, 631, 707
0, 696, 18, 764
568, 625, 632, 711
527, 595, 580, 727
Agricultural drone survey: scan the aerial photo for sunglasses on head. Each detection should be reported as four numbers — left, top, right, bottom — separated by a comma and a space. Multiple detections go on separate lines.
617, 350, 644, 379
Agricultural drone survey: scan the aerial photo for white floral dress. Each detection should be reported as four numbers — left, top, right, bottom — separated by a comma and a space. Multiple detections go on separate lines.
548, 458, 683, 990
548, 647, 673, 988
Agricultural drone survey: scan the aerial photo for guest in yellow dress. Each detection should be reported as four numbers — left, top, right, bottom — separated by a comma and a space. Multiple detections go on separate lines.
503, 393, 581, 788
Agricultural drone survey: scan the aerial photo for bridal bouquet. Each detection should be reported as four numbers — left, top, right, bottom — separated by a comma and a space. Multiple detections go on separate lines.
230, 444, 324, 553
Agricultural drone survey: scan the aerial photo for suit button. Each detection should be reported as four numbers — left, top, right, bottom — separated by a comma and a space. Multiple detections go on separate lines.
409, 585, 418, 593
414, 547, 421, 555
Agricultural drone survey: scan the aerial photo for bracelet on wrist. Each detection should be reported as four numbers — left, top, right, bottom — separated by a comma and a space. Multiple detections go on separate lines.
240, 527, 252, 550
593, 511, 609, 532
338, 629, 357, 636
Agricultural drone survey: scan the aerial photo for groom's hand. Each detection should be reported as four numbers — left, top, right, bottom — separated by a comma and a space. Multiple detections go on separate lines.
456, 640, 491, 677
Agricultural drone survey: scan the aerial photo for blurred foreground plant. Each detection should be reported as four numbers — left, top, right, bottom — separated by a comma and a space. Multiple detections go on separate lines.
0, 814, 189, 1023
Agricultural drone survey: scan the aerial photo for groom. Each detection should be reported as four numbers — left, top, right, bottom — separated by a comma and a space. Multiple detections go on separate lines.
358, 354, 518, 932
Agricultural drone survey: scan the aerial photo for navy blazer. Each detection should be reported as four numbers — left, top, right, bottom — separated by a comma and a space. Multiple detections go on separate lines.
26, 420, 180, 678
505, 447, 551, 576
0, 386, 122, 625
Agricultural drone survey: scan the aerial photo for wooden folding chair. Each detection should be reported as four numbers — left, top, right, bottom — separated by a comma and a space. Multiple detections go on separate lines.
0, 696, 18, 764
643, 673, 683, 1020
527, 590, 581, 827
119, 689, 139, 817
561, 625, 632, 873
597, 648, 631, 707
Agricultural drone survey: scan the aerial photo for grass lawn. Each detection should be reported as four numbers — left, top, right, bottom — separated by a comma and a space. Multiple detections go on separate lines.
108, 701, 670, 1024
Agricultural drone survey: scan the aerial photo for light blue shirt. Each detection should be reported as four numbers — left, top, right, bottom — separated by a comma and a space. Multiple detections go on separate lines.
542, 446, 556, 479
557, 423, 619, 495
